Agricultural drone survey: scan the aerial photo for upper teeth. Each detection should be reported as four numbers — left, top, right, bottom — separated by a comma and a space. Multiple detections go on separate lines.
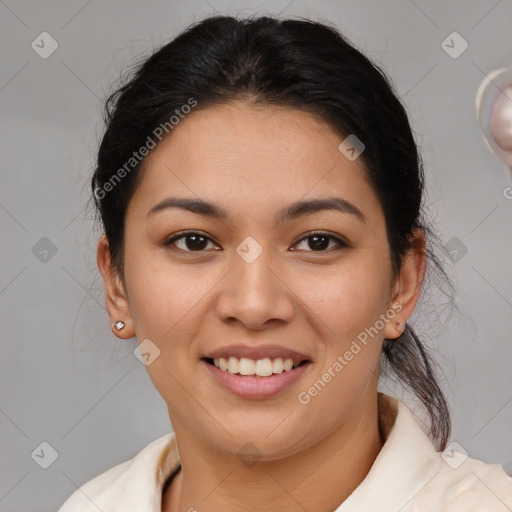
213, 356, 298, 376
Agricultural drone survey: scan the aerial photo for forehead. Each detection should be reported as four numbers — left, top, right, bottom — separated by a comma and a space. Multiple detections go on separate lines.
128, 101, 384, 229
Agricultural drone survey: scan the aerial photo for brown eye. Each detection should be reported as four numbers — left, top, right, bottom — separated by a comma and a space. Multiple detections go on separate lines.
292, 231, 348, 252
164, 231, 219, 252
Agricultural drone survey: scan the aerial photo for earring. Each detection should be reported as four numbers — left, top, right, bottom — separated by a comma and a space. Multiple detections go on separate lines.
396, 320, 406, 331
114, 321, 126, 331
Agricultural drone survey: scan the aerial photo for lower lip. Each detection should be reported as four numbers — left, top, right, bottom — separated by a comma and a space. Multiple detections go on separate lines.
202, 360, 312, 399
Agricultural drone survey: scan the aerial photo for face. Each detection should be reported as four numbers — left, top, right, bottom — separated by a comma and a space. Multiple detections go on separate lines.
99, 100, 418, 460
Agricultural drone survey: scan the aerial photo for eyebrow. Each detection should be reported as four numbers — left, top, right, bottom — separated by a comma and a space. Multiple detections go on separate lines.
147, 196, 367, 225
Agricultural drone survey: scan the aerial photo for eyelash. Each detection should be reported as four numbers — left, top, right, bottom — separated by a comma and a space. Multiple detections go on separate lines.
163, 230, 349, 253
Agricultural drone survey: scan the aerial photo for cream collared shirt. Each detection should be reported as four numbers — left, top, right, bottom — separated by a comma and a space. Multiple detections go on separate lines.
58, 393, 512, 511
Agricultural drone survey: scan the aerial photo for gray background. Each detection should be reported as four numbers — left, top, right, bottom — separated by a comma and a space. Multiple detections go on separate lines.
1, 0, 512, 510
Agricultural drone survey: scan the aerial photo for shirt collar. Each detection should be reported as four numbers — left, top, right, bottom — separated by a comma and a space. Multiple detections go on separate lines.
336, 392, 442, 511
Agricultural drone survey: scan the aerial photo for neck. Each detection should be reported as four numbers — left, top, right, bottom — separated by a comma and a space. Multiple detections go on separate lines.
163, 393, 383, 512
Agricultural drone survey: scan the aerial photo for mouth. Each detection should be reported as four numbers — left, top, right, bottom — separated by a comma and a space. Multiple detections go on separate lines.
200, 344, 313, 399
200, 354, 313, 400
201, 356, 311, 377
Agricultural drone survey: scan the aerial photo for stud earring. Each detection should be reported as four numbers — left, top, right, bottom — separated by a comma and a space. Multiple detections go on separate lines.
114, 321, 126, 331
396, 320, 406, 330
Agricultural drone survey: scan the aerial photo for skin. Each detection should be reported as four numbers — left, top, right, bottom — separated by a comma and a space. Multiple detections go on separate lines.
97, 100, 426, 512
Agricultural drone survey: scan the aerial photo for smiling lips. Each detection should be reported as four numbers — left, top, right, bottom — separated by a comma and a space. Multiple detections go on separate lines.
201, 344, 312, 398
211, 356, 298, 377
202, 344, 311, 377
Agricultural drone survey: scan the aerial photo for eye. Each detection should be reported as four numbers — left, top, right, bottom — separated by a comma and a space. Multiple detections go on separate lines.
164, 231, 220, 252
291, 231, 348, 252
163, 230, 349, 253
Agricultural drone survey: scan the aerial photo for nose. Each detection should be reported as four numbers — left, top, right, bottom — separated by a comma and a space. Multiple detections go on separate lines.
215, 248, 294, 331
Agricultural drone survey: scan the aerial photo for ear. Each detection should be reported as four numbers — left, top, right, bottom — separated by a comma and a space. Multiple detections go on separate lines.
97, 234, 134, 339
383, 228, 427, 340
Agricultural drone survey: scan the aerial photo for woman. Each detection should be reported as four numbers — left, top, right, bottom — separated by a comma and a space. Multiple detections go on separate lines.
58, 14, 512, 512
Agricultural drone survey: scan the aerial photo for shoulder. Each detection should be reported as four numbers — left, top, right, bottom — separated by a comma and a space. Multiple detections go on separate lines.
413, 451, 512, 511
57, 433, 176, 512
57, 458, 131, 512
355, 394, 512, 512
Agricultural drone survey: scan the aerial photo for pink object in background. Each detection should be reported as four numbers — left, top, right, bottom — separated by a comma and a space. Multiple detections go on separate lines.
476, 67, 512, 170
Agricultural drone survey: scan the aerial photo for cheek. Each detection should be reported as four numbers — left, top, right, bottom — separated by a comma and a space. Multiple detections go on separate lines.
124, 244, 196, 334
123, 253, 215, 401
124, 247, 226, 367
295, 265, 387, 418
298, 257, 390, 342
